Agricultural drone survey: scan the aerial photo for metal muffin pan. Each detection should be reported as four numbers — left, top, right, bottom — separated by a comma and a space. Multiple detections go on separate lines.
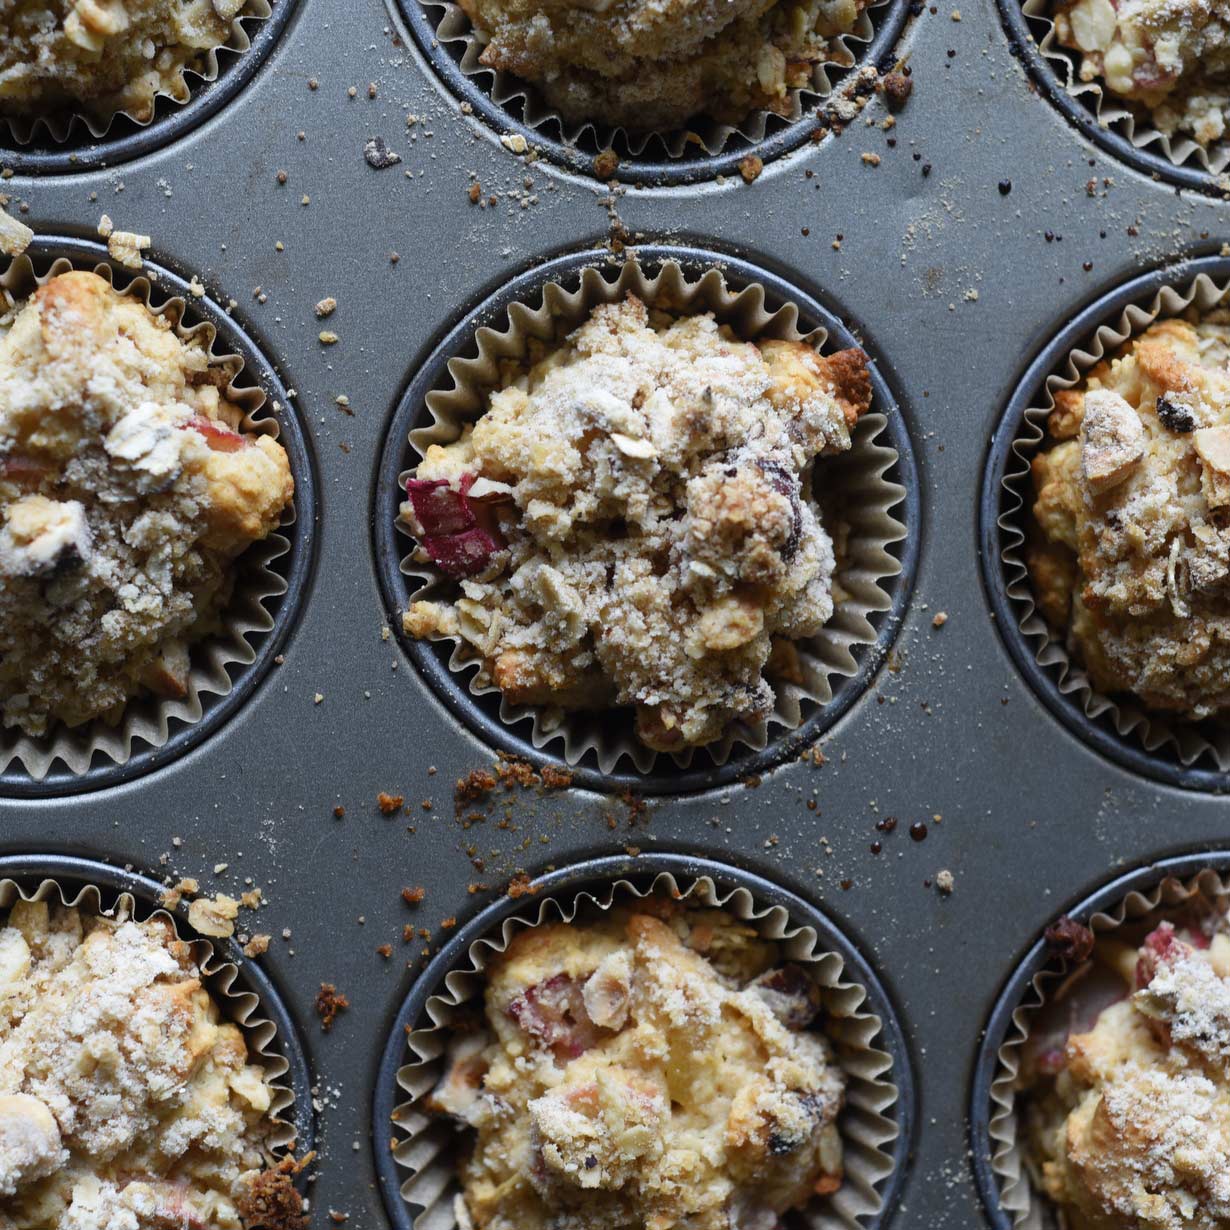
4, 0, 1230, 1225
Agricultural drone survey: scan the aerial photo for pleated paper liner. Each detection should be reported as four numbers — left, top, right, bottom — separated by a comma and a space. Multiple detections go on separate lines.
1, 1, 274, 151
412, 0, 901, 167
987, 864, 1230, 1228
997, 266, 1230, 776
0, 249, 303, 783
395, 255, 908, 776
1019, 0, 1230, 180
389, 866, 903, 1230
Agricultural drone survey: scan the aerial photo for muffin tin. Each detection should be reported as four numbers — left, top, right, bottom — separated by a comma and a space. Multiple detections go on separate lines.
4, 0, 1230, 1225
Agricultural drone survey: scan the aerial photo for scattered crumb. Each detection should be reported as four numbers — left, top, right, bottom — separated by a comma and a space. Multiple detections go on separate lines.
932, 611, 948, 628
402, 886, 426, 905
315, 297, 337, 317
244, 934, 272, 958
378, 792, 405, 815
936, 869, 955, 895
315, 983, 349, 1032
738, 155, 763, 184
188, 893, 240, 939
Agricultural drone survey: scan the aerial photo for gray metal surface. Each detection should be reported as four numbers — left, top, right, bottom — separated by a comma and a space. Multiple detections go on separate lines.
2, 0, 1228, 1225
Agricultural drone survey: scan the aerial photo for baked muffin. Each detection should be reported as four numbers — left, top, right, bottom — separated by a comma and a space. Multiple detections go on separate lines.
458, 0, 869, 130
1049, 0, 1230, 149
0, 896, 304, 1229
428, 903, 846, 1230
1022, 905, 1230, 1230
1028, 312, 1230, 721
402, 293, 873, 753
0, 270, 294, 738
0, 0, 244, 125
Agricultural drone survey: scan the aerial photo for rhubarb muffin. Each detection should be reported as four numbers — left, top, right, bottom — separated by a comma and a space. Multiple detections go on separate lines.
0, 895, 304, 1229
0, 270, 294, 738
401, 293, 873, 753
428, 903, 847, 1230
0, 0, 245, 125
1021, 905, 1230, 1230
458, 0, 870, 131
1028, 311, 1230, 721
1049, 0, 1230, 150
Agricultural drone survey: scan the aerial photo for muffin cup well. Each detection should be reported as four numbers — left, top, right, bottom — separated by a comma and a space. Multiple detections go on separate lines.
383, 248, 913, 785
984, 258, 1230, 789
0, 1, 285, 173
0, 853, 314, 1162
1002, 0, 1229, 191
973, 855, 1230, 1230
375, 854, 911, 1230
0, 240, 315, 793
397, 0, 908, 180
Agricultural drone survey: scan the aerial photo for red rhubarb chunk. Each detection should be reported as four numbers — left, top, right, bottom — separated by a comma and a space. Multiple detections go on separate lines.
188, 416, 246, 452
508, 973, 599, 1059
1135, 922, 1190, 989
406, 476, 477, 538
422, 527, 501, 578
0, 455, 47, 484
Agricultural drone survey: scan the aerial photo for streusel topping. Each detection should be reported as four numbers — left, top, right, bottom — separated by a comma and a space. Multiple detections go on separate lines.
0, 271, 293, 737
402, 294, 872, 752
1029, 313, 1230, 719
429, 904, 846, 1230
458, 0, 869, 130
0, 0, 243, 123
1026, 915, 1230, 1230
1051, 0, 1230, 149
0, 897, 303, 1230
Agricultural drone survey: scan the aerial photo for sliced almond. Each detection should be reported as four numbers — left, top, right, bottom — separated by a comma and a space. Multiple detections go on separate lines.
465, 477, 515, 502
1194, 425, 1230, 508
611, 432, 657, 460
187, 893, 240, 938
1080, 389, 1144, 494
0, 205, 32, 259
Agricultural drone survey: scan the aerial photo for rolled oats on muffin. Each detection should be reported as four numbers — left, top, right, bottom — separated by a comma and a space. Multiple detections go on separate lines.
0, 0, 246, 126
458, 0, 869, 131
1028, 310, 1230, 721
0, 895, 304, 1229
401, 293, 873, 753
1020, 902, 1230, 1230
428, 902, 846, 1230
0, 270, 294, 738
1049, 0, 1230, 150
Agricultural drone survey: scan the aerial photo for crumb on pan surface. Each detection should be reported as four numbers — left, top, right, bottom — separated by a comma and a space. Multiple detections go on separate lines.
0, 0, 245, 123
426, 902, 846, 1230
1049, 0, 1230, 149
0, 270, 294, 738
1022, 904, 1230, 1230
0, 896, 304, 1230
1028, 311, 1230, 720
457, 0, 870, 130
401, 293, 873, 753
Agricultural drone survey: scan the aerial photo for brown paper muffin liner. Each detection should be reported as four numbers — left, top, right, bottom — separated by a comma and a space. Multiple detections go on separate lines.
1, 1, 273, 148
0, 254, 297, 781
397, 256, 907, 775
999, 268, 1230, 773
0, 873, 299, 1155
431, 0, 893, 160
987, 866, 1230, 1228
390, 870, 900, 1230
1022, 0, 1230, 177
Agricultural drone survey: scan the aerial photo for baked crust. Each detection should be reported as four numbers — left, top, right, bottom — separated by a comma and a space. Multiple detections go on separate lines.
428, 904, 845, 1230
1024, 912, 1230, 1230
0, 899, 304, 1230
0, 0, 241, 123
458, 0, 869, 129
0, 271, 294, 736
1050, 0, 1230, 149
1027, 311, 1230, 720
401, 294, 872, 752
